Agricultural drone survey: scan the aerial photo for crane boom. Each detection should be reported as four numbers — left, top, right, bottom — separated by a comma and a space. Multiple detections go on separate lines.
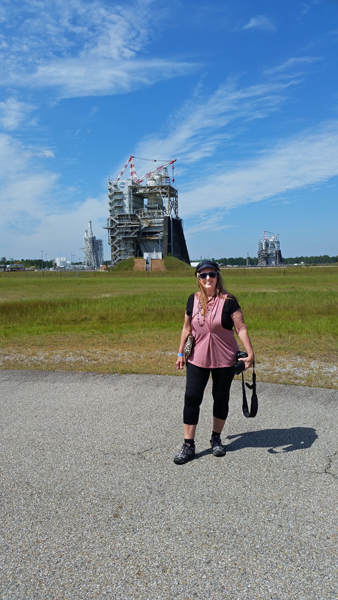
116, 156, 139, 182
116, 156, 133, 182
116, 157, 176, 184
137, 159, 177, 183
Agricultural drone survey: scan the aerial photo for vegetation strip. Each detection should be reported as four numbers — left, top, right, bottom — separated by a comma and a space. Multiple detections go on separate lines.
0, 264, 337, 388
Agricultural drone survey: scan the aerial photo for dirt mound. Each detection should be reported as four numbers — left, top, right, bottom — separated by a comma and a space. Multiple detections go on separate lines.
133, 259, 146, 271
151, 259, 166, 271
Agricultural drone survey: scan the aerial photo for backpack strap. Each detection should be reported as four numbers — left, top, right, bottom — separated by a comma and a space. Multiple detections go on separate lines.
241, 362, 258, 418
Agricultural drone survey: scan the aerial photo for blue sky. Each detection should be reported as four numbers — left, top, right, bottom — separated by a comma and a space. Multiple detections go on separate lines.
1, 0, 338, 262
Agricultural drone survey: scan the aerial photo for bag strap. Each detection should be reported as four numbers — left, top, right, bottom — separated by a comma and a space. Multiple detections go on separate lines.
241, 362, 258, 418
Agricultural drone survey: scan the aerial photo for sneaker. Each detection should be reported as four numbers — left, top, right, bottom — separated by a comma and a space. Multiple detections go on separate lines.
210, 434, 226, 457
174, 442, 195, 465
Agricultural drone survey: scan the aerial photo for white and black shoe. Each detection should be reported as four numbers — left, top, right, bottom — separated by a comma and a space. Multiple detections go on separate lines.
210, 434, 226, 457
174, 442, 195, 465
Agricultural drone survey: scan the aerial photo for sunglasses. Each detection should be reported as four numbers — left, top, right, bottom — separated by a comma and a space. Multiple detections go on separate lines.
198, 271, 218, 280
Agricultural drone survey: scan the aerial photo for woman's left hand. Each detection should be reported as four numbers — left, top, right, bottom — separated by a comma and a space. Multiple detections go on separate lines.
239, 355, 254, 371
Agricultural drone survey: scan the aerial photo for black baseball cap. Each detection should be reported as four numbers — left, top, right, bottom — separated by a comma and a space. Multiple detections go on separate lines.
195, 260, 220, 276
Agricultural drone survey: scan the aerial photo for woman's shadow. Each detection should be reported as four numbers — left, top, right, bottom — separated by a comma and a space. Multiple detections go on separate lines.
226, 427, 318, 454
196, 427, 318, 458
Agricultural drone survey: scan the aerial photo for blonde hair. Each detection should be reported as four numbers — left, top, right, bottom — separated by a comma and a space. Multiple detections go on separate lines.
197, 272, 227, 316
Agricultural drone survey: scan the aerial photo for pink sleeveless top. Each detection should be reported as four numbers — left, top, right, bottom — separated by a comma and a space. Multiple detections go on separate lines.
188, 293, 239, 369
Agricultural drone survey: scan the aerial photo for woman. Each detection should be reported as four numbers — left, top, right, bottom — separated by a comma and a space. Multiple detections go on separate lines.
174, 260, 254, 465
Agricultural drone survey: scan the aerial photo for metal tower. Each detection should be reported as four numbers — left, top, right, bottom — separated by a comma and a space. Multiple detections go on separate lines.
106, 157, 190, 266
83, 221, 104, 268
258, 231, 283, 266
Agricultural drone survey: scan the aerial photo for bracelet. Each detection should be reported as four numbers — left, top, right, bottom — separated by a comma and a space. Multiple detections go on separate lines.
177, 353, 184, 357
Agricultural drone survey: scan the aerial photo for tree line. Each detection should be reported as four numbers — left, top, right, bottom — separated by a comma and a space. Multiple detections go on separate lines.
1, 255, 337, 269
281, 255, 338, 265
205, 255, 338, 266
1, 258, 54, 269
0, 257, 111, 269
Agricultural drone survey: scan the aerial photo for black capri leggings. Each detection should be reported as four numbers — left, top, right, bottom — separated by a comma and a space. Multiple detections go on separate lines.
184, 361, 234, 425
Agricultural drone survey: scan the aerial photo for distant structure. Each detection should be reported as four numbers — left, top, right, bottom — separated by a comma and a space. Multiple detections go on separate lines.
83, 221, 104, 268
258, 231, 283, 266
106, 156, 190, 266
55, 257, 67, 268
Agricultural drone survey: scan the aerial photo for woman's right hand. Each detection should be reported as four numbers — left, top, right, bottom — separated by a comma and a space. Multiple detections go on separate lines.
176, 356, 185, 370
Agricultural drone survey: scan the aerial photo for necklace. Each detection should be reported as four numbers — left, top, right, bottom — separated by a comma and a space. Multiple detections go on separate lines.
196, 295, 216, 327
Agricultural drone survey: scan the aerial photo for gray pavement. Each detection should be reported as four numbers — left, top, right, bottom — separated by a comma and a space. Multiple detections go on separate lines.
0, 369, 337, 600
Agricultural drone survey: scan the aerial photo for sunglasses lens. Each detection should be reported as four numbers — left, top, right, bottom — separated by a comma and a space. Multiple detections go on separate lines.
199, 272, 217, 279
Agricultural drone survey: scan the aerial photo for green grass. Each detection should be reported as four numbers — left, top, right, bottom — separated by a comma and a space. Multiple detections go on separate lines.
163, 256, 192, 271
111, 257, 135, 271
0, 266, 337, 387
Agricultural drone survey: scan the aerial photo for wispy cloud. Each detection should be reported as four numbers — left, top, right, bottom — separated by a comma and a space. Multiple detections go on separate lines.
25, 57, 196, 98
33, 150, 55, 158
179, 122, 338, 217
301, 1, 321, 16
0, 98, 36, 130
185, 214, 233, 238
0, 0, 196, 98
135, 78, 298, 164
242, 16, 276, 32
265, 56, 321, 75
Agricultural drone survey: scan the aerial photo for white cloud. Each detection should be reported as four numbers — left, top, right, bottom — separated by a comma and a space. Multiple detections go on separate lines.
0, 133, 108, 259
185, 214, 233, 238
35, 150, 55, 158
0, 0, 196, 98
135, 78, 298, 164
17, 196, 109, 261
0, 135, 59, 231
0, 98, 36, 130
25, 57, 195, 98
242, 16, 276, 32
265, 56, 321, 75
179, 122, 338, 217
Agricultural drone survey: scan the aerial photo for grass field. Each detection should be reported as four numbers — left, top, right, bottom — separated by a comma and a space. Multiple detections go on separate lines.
0, 266, 337, 388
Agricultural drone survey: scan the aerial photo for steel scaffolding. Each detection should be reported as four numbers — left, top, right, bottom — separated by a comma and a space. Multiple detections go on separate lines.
258, 231, 283, 266
106, 161, 189, 266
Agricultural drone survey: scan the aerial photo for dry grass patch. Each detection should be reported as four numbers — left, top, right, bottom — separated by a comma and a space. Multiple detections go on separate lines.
1, 331, 337, 388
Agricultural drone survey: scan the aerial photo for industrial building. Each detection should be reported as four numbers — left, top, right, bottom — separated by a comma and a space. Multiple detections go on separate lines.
55, 257, 68, 268
258, 231, 283, 266
83, 221, 104, 269
106, 157, 190, 266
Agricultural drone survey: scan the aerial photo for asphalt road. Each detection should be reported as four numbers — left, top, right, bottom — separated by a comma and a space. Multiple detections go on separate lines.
0, 370, 337, 600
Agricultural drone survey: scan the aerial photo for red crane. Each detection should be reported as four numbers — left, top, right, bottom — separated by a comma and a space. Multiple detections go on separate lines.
116, 156, 176, 184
